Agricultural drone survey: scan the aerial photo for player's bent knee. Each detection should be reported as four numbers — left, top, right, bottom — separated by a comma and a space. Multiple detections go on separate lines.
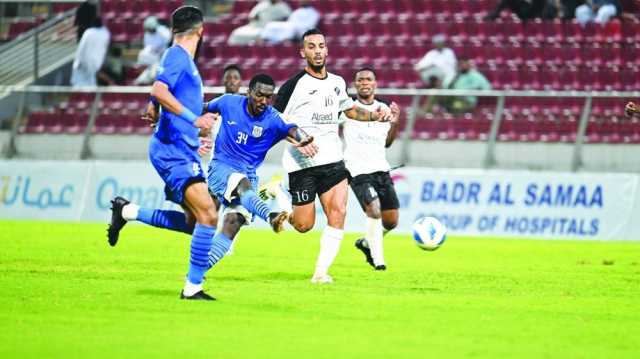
329, 206, 347, 222
383, 219, 398, 231
293, 220, 314, 233
222, 213, 244, 238
365, 204, 382, 219
196, 207, 217, 227
235, 178, 253, 196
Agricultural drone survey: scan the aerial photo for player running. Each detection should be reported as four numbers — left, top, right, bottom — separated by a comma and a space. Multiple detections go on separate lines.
342, 68, 401, 271
109, 74, 316, 298
267, 29, 392, 284
201, 73, 316, 280
107, 6, 218, 300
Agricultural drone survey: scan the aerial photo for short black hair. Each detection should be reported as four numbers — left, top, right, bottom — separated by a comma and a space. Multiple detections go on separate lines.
300, 28, 325, 46
91, 16, 102, 28
171, 5, 203, 34
354, 67, 377, 79
223, 64, 242, 77
249, 74, 275, 90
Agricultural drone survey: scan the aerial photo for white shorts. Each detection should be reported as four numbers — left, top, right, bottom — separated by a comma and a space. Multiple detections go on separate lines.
220, 172, 252, 224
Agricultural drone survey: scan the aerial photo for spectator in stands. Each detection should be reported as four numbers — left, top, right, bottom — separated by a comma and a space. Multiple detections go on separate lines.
222, 64, 242, 93
259, 0, 320, 44
541, 1, 585, 20
97, 46, 124, 86
575, 0, 621, 26
444, 59, 492, 113
227, 0, 291, 45
133, 16, 172, 85
74, 0, 97, 42
485, 0, 547, 21
71, 17, 110, 87
414, 34, 457, 89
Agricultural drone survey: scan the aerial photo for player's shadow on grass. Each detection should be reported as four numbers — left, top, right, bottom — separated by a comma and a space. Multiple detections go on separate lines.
214, 272, 309, 282
136, 288, 177, 297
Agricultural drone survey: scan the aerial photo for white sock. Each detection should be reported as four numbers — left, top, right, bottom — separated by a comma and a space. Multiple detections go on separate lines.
274, 185, 293, 213
314, 226, 344, 276
182, 278, 203, 296
121, 203, 140, 221
366, 217, 385, 266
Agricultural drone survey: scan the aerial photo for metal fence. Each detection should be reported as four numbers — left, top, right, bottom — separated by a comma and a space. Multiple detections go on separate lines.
1, 85, 639, 170
0, 3, 77, 87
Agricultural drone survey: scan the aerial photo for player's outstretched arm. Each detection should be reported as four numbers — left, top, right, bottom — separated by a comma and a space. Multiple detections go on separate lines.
287, 126, 318, 157
625, 102, 639, 118
151, 81, 215, 132
343, 104, 392, 123
385, 102, 401, 148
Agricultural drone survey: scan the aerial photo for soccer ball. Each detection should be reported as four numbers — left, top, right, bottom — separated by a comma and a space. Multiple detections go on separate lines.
412, 216, 447, 251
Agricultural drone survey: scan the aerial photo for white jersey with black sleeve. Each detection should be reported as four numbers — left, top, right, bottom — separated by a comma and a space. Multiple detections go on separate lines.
274, 70, 354, 173
341, 98, 392, 177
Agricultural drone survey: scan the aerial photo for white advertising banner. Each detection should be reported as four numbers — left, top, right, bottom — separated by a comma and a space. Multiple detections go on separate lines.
1, 160, 639, 240
383, 167, 640, 240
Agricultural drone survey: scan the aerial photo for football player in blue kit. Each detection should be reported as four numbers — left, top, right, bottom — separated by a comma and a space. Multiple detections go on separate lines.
107, 6, 219, 300
202, 73, 316, 281
108, 72, 316, 300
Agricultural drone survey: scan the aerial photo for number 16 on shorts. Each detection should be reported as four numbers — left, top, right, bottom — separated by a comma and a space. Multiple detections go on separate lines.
293, 190, 310, 203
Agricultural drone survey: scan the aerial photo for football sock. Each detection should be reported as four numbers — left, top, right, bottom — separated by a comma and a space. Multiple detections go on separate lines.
366, 217, 385, 266
121, 203, 139, 220
134, 207, 192, 234
239, 190, 270, 222
186, 223, 216, 285
207, 232, 233, 269
314, 226, 344, 276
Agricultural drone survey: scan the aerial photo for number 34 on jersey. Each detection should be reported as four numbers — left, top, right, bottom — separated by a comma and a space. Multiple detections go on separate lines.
235, 125, 264, 145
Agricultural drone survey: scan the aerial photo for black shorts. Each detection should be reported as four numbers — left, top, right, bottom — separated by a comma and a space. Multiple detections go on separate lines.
349, 171, 400, 211
288, 161, 349, 205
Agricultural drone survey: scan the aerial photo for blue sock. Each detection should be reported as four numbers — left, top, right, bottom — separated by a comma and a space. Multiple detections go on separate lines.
239, 190, 270, 222
207, 232, 233, 269
137, 208, 193, 234
187, 223, 216, 285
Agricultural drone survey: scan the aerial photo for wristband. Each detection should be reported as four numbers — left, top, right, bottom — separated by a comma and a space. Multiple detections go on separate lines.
179, 107, 197, 123
150, 96, 159, 107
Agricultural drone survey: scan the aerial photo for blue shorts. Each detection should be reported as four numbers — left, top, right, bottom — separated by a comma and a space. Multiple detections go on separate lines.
207, 160, 258, 207
149, 136, 205, 205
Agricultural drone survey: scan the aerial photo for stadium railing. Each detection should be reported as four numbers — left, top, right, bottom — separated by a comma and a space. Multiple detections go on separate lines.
0, 2, 78, 87
0, 85, 639, 171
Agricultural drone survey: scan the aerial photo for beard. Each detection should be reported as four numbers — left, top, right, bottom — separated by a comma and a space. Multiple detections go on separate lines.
307, 58, 325, 73
194, 35, 203, 60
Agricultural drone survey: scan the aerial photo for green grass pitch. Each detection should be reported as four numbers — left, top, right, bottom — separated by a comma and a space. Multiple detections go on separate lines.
0, 220, 639, 358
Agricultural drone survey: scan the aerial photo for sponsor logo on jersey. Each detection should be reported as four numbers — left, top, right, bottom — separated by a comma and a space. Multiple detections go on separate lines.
252, 125, 263, 138
334, 87, 340, 96
311, 113, 334, 124
309, 89, 318, 95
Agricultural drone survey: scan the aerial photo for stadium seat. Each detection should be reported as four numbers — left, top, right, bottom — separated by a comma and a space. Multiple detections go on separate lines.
45, 0, 636, 143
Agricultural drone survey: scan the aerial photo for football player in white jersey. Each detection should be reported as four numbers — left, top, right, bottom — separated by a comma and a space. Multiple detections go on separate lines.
342, 68, 401, 271
270, 29, 391, 284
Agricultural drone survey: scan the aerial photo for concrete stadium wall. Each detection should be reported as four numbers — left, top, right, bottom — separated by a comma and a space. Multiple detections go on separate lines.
4, 134, 640, 173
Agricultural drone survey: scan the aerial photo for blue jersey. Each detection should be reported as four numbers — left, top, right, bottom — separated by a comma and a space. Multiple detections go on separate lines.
207, 94, 295, 174
154, 45, 203, 149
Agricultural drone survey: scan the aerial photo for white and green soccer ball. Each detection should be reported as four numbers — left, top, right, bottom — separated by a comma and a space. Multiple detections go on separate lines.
412, 216, 447, 251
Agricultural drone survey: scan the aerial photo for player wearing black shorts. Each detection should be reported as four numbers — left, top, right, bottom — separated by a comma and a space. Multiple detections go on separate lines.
269, 29, 391, 283
342, 68, 401, 270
